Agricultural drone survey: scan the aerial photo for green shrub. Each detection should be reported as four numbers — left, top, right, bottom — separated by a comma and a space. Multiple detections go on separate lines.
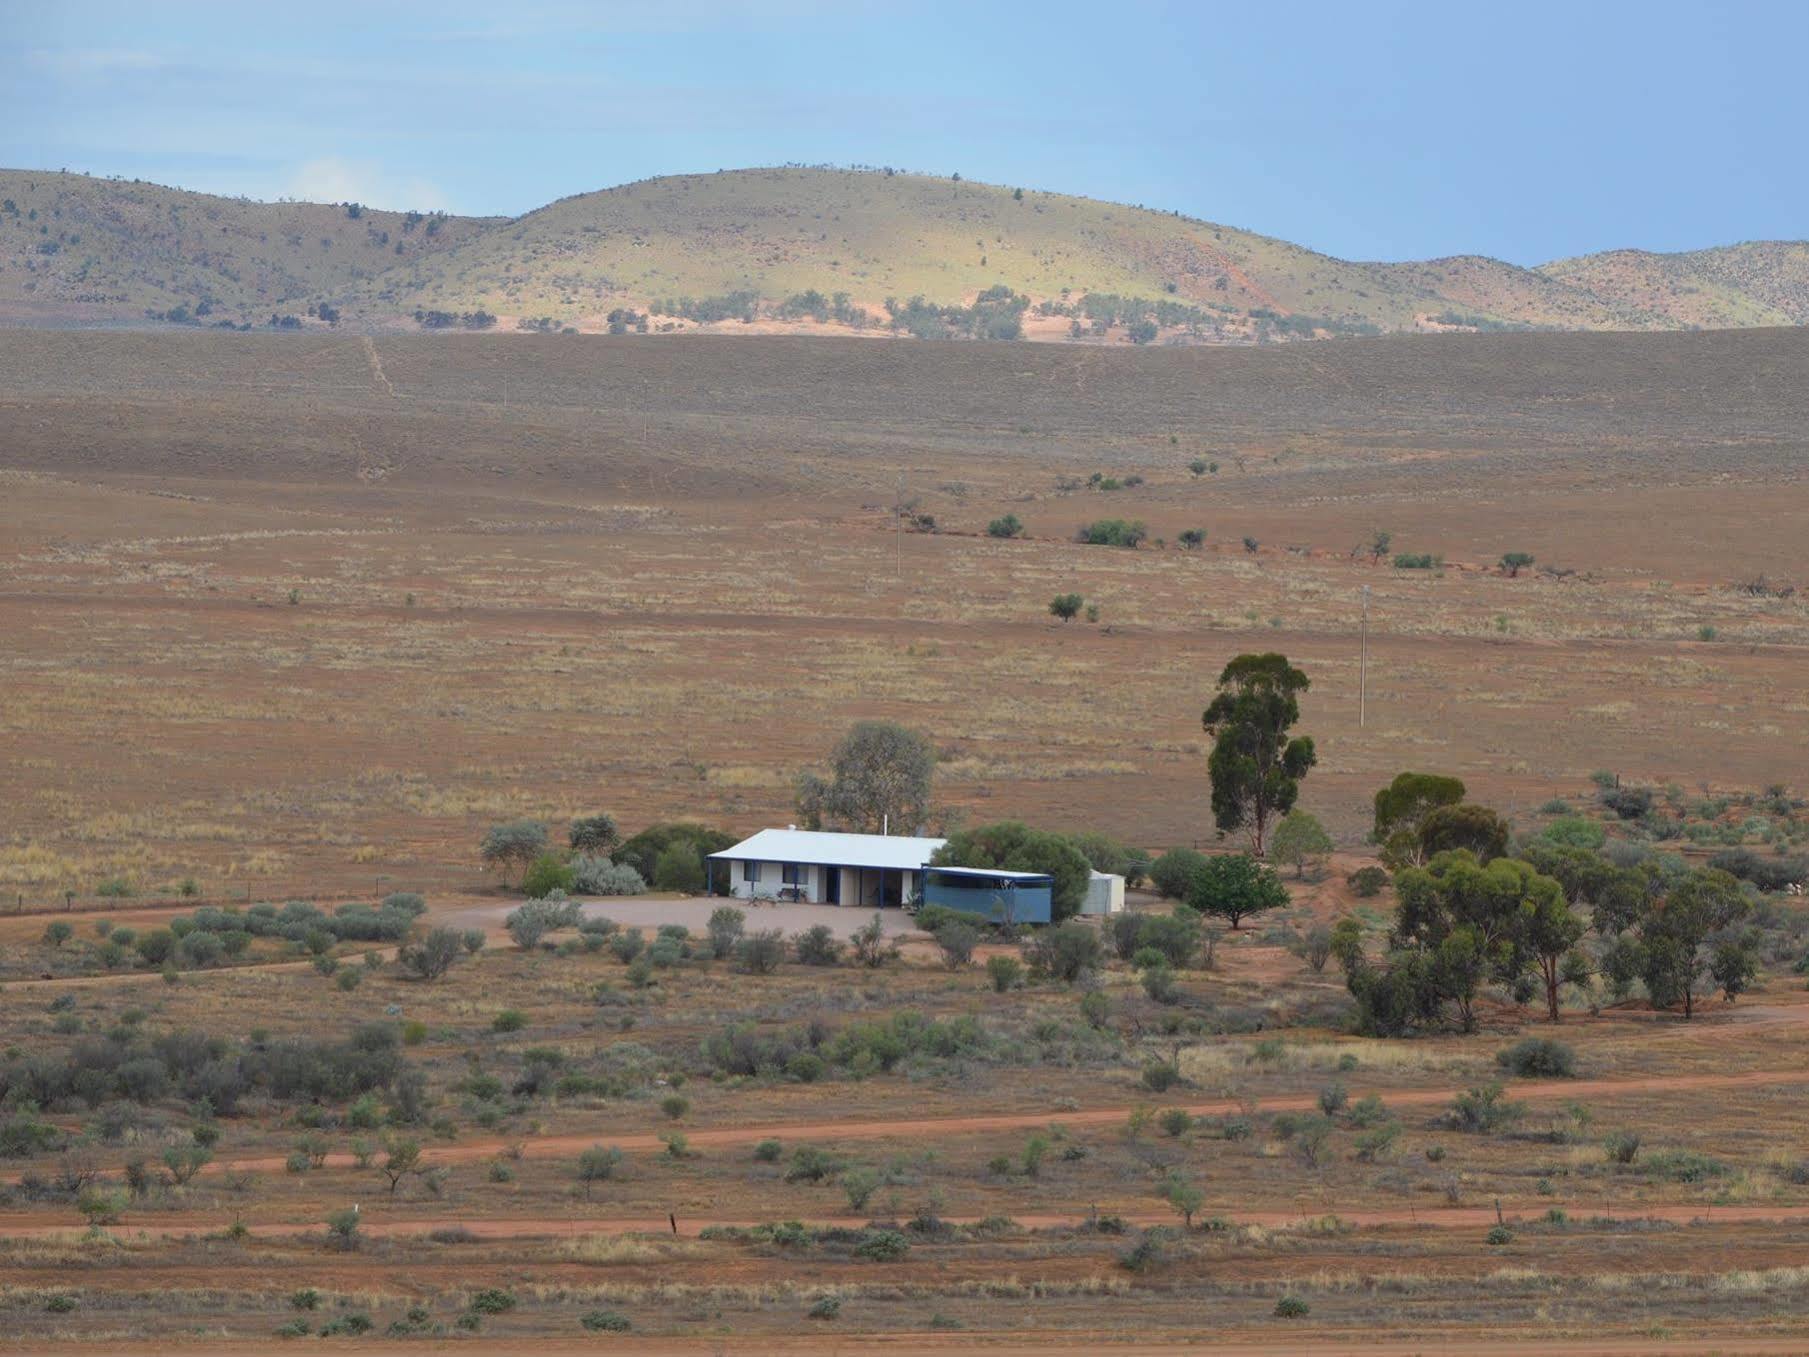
609, 931, 645, 963
1022, 920, 1102, 982
1602, 1130, 1641, 1164
0, 1113, 62, 1157
651, 843, 706, 892
1118, 1231, 1166, 1272
1495, 1038, 1576, 1078
706, 906, 745, 958
660, 1094, 690, 1121
1149, 848, 1208, 899
785, 1146, 841, 1182
1274, 1294, 1310, 1318
1644, 1149, 1727, 1183
1135, 911, 1201, 967
1140, 965, 1179, 1003
467, 1288, 516, 1315
736, 929, 786, 974
986, 955, 1023, 992
1347, 866, 1389, 897
933, 921, 981, 969
1353, 1122, 1400, 1161
1076, 519, 1147, 548
576, 1145, 623, 1195
843, 1165, 881, 1208
1158, 1108, 1193, 1138
986, 514, 1024, 539
1486, 1224, 1514, 1245
753, 1138, 783, 1163
807, 1296, 842, 1319
1141, 1060, 1182, 1093
1447, 1083, 1525, 1133
491, 1009, 526, 1033
853, 1229, 910, 1261
580, 1309, 632, 1332
521, 853, 576, 899
794, 925, 841, 965
324, 1208, 361, 1249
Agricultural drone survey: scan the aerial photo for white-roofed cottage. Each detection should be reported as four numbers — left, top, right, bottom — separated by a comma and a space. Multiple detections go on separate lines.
708, 827, 947, 909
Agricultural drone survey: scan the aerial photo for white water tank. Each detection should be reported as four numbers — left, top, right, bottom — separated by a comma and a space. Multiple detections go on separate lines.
1082, 870, 1125, 915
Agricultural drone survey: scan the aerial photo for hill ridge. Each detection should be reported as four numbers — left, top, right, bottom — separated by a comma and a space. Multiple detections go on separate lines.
3, 165, 1806, 343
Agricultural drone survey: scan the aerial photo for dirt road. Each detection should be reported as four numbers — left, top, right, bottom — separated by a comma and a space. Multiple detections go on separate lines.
6, 1199, 1806, 1243
31, 1329, 1809, 1356
26, 1065, 1800, 1187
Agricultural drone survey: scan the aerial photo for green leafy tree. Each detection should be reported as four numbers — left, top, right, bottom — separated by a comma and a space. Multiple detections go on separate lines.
1372, 772, 1467, 869
1522, 883, 1587, 1022
379, 1136, 423, 1195
1161, 1173, 1205, 1228
568, 813, 621, 855
1049, 592, 1084, 623
1391, 851, 1566, 1030
1329, 916, 1366, 973
1064, 831, 1141, 880
1269, 810, 1333, 879
479, 820, 548, 884
1187, 853, 1288, 929
1639, 867, 1751, 1018
794, 721, 936, 834
1418, 803, 1510, 863
932, 822, 1091, 921
1201, 653, 1317, 855
1500, 552, 1536, 577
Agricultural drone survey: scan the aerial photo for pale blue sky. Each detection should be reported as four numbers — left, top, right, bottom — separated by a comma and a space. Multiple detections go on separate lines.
2, 0, 1803, 264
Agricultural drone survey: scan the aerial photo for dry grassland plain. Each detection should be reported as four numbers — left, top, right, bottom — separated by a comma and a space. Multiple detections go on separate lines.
0, 327, 1806, 1353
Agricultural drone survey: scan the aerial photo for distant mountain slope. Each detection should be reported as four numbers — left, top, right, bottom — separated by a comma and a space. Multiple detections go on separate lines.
0, 169, 494, 326
363, 166, 1428, 335
1, 165, 1805, 344
1540, 241, 1809, 330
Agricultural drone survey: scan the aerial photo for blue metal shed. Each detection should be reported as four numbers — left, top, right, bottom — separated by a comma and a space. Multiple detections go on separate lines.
921, 866, 1055, 925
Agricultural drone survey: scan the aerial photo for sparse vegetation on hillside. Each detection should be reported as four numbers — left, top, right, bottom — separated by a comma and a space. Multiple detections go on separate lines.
11, 167, 1808, 338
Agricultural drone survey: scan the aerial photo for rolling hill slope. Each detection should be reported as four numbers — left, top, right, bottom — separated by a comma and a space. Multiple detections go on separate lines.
0, 169, 494, 327
1, 165, 1805, 343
